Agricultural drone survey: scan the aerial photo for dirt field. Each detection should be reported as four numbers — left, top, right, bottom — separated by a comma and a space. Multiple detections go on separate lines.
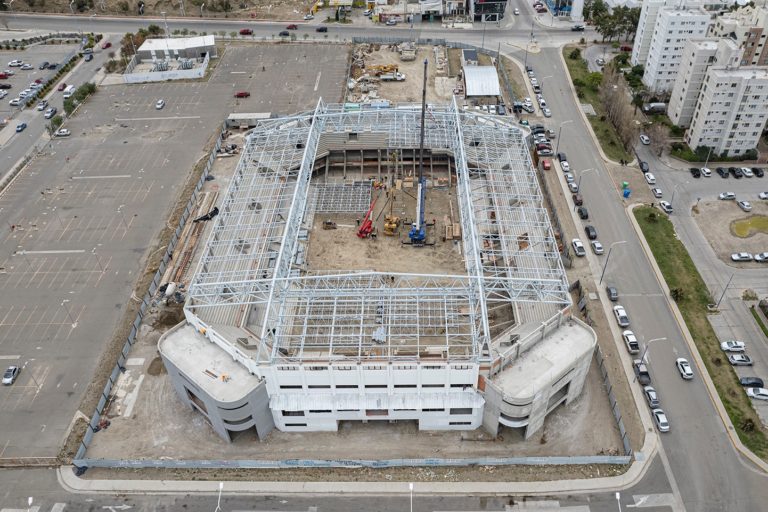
308, 187, 466, 275
693, 200, 768, 265
9, 0, 308, 20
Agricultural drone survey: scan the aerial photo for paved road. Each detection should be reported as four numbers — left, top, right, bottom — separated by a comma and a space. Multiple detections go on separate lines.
517, 46, 768, 511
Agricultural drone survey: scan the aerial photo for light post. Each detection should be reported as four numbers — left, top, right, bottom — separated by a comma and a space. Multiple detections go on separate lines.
69, 0, 74, 14
703, 146, 714, 169
61, 299, 77, 328
599, 240, 627, 285
200, 3, 205, 17
524, 21, 534, 68
214, 482, 223, 512
409, 482, 414, 512
715, 273, 735, 309
638, 336, 668, 367
179, 0, 186, 16
575, 167, 597, 195
555, 119, 573, 155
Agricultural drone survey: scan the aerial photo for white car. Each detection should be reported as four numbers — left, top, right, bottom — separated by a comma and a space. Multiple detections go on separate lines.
721, 340, 746, 352
542, 107, 552, 117
652, 408, 670, 432
651, 188, 662, 198
659, 201, 673, 214
759, 192, 768, 200
3, 69, 14, 75
44, 107, 57, 119
640, 134, 650, 145
155, 99, 165, 110
676, 358, 694, 380
0, 91, 6, 99
755, 252, 768, 262
568, 182, 579, 193
36, 100, 47, 111
613, 305, 630, 327
644, 173, 656, 185
591, 240, 604, 254
20, 63, 32, 70
561, 161, 570, 172
700, 167, 712, 177
741, 167, 754, 178
572, 238, 586, 257
623, 330, 640, 354
7, 59, 22, 67
303, 13, 314, 20
731, 252, 753, 262
18, 90, 28, 99
54, 128, 71, 137
513, 7, 520, 14
719, 192, 736, 200
8, 98, 20, 106
738, 200, 752, 212
747, 388, 768, 401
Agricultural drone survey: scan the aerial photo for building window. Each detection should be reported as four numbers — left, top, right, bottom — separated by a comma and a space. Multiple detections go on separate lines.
309, 410, 332, 414
449, 422, 472, 426
394, 384, 417, 388
308, 385, 331, 389
422, 408, 445, 412
186, 388, 208, 414
284, 423, 308, 427
336, 384, 358, 389
450, 408, 474, 415
282, 410, 305, 417
279, 385, 302, 389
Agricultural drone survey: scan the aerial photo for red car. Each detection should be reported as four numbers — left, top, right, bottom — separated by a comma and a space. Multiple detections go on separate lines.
542, 159, 551, 170
286, 24, 298, 30
102, 41, 112, 49
57, 82, 67, 91
234, 91, 250, 98
239, 28, 253, 35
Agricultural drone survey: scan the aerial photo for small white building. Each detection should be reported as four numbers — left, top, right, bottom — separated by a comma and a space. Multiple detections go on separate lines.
642, 6, 711, 92
686, 66, 768, 156
463, 65, 501, 103
137, 35, 217, 61
668, 39, 741, 127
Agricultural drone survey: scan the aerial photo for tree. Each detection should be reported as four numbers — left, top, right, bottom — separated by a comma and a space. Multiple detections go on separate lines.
586, 72, 603, 90
569, 48, 581, 60
146, 24, 164, 36
647, 123, 669, 157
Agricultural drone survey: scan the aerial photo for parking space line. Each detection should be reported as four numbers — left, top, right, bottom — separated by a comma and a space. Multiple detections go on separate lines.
71, 175, 133, 180
0, 354, 20, 359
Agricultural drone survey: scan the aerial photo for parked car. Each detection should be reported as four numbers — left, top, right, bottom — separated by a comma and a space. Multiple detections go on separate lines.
742, 167, 754, 178
385, 19, 397, 25
676, 358, 694, 380
717, 167, 729, 178
719, 192, 736, 200
234, 91, 251, 98
2, 366, 19, 385
721, 340, 746, 352
541, 159, 551, 170
747, 388, 768, 401
561, 160, 570, 172
753, 167, 764, 178
44, 107, 57, 119
20, 63, 33, 70
571, 24, 585, 31
738, 200, 752, 212
572, 193, 583, 205
15, 122, 26, 132
572, 238, 586, 257
639, 161, 649, 173
652, 188, 662, 198
659, 201, 673, 214
643, 386, 660, 408
0, 83, 12, 89
640, 134, 650, 145
584, 225, 598, 240
754, 252, 768, 262
700, 167, 712, 177
36, 100, 48, 111
577, 206, 588, 219
591, 240, 604, 254
606, 286, 619, 302
542, 107, 552, 117
623, 330, 640, 354
644, 173, 656, 185
613, 305, 630, 327
690, 167, 701, 178
38, 61, 49, 70
652, 408, 670, 433
740, 377, 765, 388
557, 152, 567, 162
58, 82, 67, 91
303, 13, 314, 20
760, 192, 768, 200
102, 41, 112, 49
54, 128, 71, 137
731, 252, 753, 262
8, 98, 20, 106
84, 54, 93, 62
634, 359, 651, 385
7, 59, 23, 67
729, 354, 753, 366
155, 99, 165, 110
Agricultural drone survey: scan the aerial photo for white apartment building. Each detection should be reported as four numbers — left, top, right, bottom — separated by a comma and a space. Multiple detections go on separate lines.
709, 5, 768, 66
686, 67, 768, 156
668, 38, 741, 127
643, 6, 712, 92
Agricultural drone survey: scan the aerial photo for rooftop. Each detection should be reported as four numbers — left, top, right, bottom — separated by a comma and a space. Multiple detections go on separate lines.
463, 66, 501, 97
138, 35, 215, 53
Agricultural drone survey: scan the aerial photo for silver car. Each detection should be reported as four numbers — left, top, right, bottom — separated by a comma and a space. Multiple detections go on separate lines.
2, 366, 19, 385
644, 386, 660, 408
652, 408, 670, 433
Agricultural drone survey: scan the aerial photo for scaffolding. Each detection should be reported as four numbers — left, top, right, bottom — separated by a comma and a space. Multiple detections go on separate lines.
186, 100, 570, 365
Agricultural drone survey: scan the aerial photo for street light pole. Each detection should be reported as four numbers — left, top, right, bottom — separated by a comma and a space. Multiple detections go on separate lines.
524, 21, 534, 68
638, 336, 668, 366
409, 482, 414, 512
716, 273, 735, 309
704, 146, 713, 169
599, 240, 627, 284
576, 168, 596, 196
555, 119, 573, 155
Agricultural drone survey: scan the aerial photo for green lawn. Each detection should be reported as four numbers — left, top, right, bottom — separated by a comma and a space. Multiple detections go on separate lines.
635, 207, 768, 458
562, 47, 632, 163
731, 216, 768, 238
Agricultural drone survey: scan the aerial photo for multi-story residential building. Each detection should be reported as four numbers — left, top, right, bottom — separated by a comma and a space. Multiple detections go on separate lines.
685, 67, 768, 156
668, 38, 741, 127
642, 6, 712, 92
633, 0, 688, 67
709, 5, 768, 66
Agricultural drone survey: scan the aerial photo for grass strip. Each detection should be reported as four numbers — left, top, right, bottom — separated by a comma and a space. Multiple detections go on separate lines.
634, 206, 768, 458
750, 306, 768, 339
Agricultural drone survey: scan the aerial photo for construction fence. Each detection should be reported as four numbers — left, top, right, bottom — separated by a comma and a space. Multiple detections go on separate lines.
73, 124, 227, 466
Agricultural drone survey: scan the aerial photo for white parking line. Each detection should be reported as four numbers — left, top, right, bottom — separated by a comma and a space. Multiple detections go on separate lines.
21, 250, 85, 255
71, 175, 133, 180
0, 355, 20, 359
114, 116, 201, 121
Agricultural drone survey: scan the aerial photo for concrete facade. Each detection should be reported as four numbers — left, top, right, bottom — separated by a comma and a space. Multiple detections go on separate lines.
137, 35, 217, 61
642, 6, 711, 92
709, 5, 768, 67
668, 38, 741, 127
685, 66, 768, 156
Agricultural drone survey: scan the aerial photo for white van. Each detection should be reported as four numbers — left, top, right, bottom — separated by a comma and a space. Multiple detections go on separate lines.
62, 85, 76, 99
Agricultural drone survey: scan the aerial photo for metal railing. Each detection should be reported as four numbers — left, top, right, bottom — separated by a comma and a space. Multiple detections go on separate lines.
595, 346, 633, 457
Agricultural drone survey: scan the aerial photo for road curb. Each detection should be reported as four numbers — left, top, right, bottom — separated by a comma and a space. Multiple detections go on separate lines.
626, 203, 768, 473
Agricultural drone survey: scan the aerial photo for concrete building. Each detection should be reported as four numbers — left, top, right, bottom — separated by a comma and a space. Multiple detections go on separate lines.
159, 101, 596, 443
463, 65, 501, 103
685, 66, 768, 156
709, 5, 768, 66
137, 35, 216, 61
642, 6, 712, 92
668, 38, 741, 127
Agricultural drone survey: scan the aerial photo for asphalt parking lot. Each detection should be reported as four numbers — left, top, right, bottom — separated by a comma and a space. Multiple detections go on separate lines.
213, 43, 348, 114
0, 42, 350, 459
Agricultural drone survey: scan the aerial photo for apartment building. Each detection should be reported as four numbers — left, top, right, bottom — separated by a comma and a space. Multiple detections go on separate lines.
668, 38, 741, 127
686, 67, 768, 156
709, 5, 768, 66
642, 6, 712, 92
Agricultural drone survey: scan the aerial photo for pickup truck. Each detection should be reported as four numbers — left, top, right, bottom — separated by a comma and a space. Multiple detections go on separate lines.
54, 128, 71, 137
633, 359, 651, 385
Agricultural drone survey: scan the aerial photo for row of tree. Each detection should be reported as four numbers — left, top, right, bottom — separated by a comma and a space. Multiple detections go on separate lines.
583, 0, 641, 43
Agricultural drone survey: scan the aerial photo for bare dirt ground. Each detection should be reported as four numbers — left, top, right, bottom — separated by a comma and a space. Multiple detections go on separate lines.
11, 0, 308, 20
692, 200, 768, 266
308, 188, 466, 275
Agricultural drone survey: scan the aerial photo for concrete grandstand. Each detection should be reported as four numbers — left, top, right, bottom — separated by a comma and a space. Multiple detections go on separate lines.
159, 99, 596, 443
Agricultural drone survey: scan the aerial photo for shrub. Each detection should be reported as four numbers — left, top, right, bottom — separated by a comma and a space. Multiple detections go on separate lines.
568, 48, 581, 60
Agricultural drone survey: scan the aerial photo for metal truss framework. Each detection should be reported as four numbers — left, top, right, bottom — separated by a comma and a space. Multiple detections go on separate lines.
187, 101, 570, 363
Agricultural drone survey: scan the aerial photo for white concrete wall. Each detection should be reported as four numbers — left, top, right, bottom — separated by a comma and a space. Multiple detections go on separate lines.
123, 52, 210, 84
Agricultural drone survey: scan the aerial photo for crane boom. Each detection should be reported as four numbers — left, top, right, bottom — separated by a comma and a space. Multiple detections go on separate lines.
408, 58, 428, 245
